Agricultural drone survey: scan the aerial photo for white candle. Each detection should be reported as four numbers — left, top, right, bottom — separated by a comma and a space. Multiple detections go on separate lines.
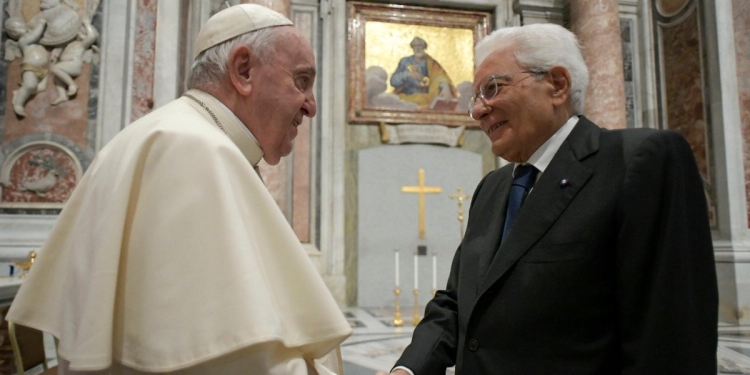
432, 253, 437, 290
414, 254, 419, 290
394, 250, 399, 287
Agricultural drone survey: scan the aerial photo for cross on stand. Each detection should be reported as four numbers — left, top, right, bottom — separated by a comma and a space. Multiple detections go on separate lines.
449, 187, 471, 239
401, 168, 442, 239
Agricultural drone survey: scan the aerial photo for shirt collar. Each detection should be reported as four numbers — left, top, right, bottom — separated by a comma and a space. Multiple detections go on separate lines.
518, 115, 579, 174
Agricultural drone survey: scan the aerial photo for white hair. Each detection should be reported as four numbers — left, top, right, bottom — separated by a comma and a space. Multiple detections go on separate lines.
186, 26, 284, 91
474, 23, 589, 114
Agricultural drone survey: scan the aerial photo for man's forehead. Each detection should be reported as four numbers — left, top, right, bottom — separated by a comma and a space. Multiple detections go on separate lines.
272, 32, 317, 74
474, 47, 517, 82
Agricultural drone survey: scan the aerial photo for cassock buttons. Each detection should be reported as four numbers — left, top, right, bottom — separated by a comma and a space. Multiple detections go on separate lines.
468, 339, 479, 351
559, 178, 570, 188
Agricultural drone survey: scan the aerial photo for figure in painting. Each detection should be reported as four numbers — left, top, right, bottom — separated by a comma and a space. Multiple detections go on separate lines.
4, 17, 49, 117
50, 18, 98, 105
390, 37, 458, 110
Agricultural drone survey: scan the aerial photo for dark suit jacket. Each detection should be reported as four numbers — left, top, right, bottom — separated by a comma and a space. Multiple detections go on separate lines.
394, 117, 718, 374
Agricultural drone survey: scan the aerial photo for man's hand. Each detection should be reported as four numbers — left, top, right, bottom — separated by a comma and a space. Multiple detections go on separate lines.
375, 370, 410, 375
407, 71, 425, 81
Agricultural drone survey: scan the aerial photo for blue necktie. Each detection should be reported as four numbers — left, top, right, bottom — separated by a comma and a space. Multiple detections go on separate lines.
502, 164, 538, 240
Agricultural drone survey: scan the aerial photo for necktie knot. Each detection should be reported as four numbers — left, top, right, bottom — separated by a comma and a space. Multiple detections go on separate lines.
512, 164, 537, 190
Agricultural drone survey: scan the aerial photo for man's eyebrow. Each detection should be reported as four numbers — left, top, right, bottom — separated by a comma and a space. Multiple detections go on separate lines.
489, 73, 513, 81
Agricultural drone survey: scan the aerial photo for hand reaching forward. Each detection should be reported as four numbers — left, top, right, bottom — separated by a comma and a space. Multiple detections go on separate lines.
376, 370, 410, 375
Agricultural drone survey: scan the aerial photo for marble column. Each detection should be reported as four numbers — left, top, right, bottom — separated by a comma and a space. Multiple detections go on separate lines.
569, 0, 627, 130
242, 0, 290, 17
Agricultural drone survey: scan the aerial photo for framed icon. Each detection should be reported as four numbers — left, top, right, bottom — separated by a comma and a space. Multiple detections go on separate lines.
347, 2, 491, 127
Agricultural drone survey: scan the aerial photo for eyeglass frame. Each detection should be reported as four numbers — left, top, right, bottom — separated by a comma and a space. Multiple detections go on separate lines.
468, 69, 549, 120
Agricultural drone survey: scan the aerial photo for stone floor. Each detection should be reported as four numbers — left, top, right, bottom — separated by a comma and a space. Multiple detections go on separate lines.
17, 310, 750, 375
341, 308, 750, 375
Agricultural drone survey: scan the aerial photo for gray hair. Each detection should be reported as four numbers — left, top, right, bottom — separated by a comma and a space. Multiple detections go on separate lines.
474, 23, 589, 114
186, 26, 283, 91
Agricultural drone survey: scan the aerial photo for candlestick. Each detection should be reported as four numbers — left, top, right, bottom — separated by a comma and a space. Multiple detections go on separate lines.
393, 286, 404, 326
394, 250, 399, 287
432, 253, 437, 291
414, 254, 418, 290
412, 289, 421, 325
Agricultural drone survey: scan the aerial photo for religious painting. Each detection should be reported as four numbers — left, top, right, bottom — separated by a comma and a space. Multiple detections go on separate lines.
347, 2, 491, 127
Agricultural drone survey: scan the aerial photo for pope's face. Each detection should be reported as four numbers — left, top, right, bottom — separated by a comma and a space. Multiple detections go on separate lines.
243, 27, 317, 166
470, 44, 560, 163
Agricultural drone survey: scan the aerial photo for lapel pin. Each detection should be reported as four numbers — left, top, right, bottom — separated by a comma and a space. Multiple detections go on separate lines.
559, 178, 569, 188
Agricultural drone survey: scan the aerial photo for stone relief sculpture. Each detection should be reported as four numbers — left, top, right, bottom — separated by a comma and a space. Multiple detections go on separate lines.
50, 18, 98, 105
3, 0, 99, 117
4, 17, 50, 117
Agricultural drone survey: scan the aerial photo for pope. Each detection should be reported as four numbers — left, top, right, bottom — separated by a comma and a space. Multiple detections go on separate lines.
5, 4, 351, 374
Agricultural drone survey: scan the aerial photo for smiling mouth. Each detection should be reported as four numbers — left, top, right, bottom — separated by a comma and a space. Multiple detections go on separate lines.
486, 120, 508, 135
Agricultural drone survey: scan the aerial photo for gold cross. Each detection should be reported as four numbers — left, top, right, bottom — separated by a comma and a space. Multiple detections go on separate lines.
401, 169, 442, 239
449, 187, 471, 238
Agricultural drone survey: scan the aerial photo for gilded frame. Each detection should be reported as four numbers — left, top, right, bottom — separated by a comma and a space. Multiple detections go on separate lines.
347, 2, 491, 127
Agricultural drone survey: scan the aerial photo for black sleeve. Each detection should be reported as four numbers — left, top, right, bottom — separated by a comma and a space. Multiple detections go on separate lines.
615, 130, 718, 373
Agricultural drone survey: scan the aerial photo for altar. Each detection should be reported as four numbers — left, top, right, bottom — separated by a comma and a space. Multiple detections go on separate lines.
0, 276, 23, 307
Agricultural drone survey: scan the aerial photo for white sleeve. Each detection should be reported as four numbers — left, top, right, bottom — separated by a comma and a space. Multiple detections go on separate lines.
392, 366, 416, 375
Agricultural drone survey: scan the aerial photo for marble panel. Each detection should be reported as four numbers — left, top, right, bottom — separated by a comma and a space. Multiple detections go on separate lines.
292, 116, 311, 242
357, 145, 482, 308
733, 0, 750, 227
737, 262, 750, 326
291, 9, 314, 243
621, 18, 636, 129
718, 261, 740, 324
660, 7, 717, 227
130, 0, 157, 121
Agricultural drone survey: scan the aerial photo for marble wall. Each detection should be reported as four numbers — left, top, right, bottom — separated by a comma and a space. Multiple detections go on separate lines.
734, 0, 750, 227
656, 1, 717, 227
130, 0, 157, 121
357, 145, 483, 308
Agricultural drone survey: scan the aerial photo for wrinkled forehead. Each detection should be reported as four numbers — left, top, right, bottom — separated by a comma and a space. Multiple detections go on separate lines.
273, 27, 316, 68
473, 43, 519, 84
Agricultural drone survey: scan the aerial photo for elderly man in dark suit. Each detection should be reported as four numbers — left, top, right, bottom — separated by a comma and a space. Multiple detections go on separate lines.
391, 23, 718, 374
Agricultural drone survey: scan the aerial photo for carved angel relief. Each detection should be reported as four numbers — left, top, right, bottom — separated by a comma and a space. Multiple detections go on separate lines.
3, 0, 100, 117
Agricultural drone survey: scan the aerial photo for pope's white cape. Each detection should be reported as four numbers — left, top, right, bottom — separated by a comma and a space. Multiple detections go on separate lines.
5, 90, 352, 372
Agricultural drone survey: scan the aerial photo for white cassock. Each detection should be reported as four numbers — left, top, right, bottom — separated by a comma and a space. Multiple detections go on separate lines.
5, 89, 352, 374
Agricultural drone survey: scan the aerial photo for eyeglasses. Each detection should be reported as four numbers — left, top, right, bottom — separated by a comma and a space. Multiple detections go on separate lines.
468, 70, 548, 119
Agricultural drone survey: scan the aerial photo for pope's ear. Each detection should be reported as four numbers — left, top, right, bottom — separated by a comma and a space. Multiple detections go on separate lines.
548, 66, 571, 106
227, 44, 255, 96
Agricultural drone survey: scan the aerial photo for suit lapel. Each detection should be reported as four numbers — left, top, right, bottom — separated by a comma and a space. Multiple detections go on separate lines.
478, 118, 601, 297
471, 166, 513, 280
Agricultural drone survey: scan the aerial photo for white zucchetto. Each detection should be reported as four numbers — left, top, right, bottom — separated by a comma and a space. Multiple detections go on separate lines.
193, 3, 293, 59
